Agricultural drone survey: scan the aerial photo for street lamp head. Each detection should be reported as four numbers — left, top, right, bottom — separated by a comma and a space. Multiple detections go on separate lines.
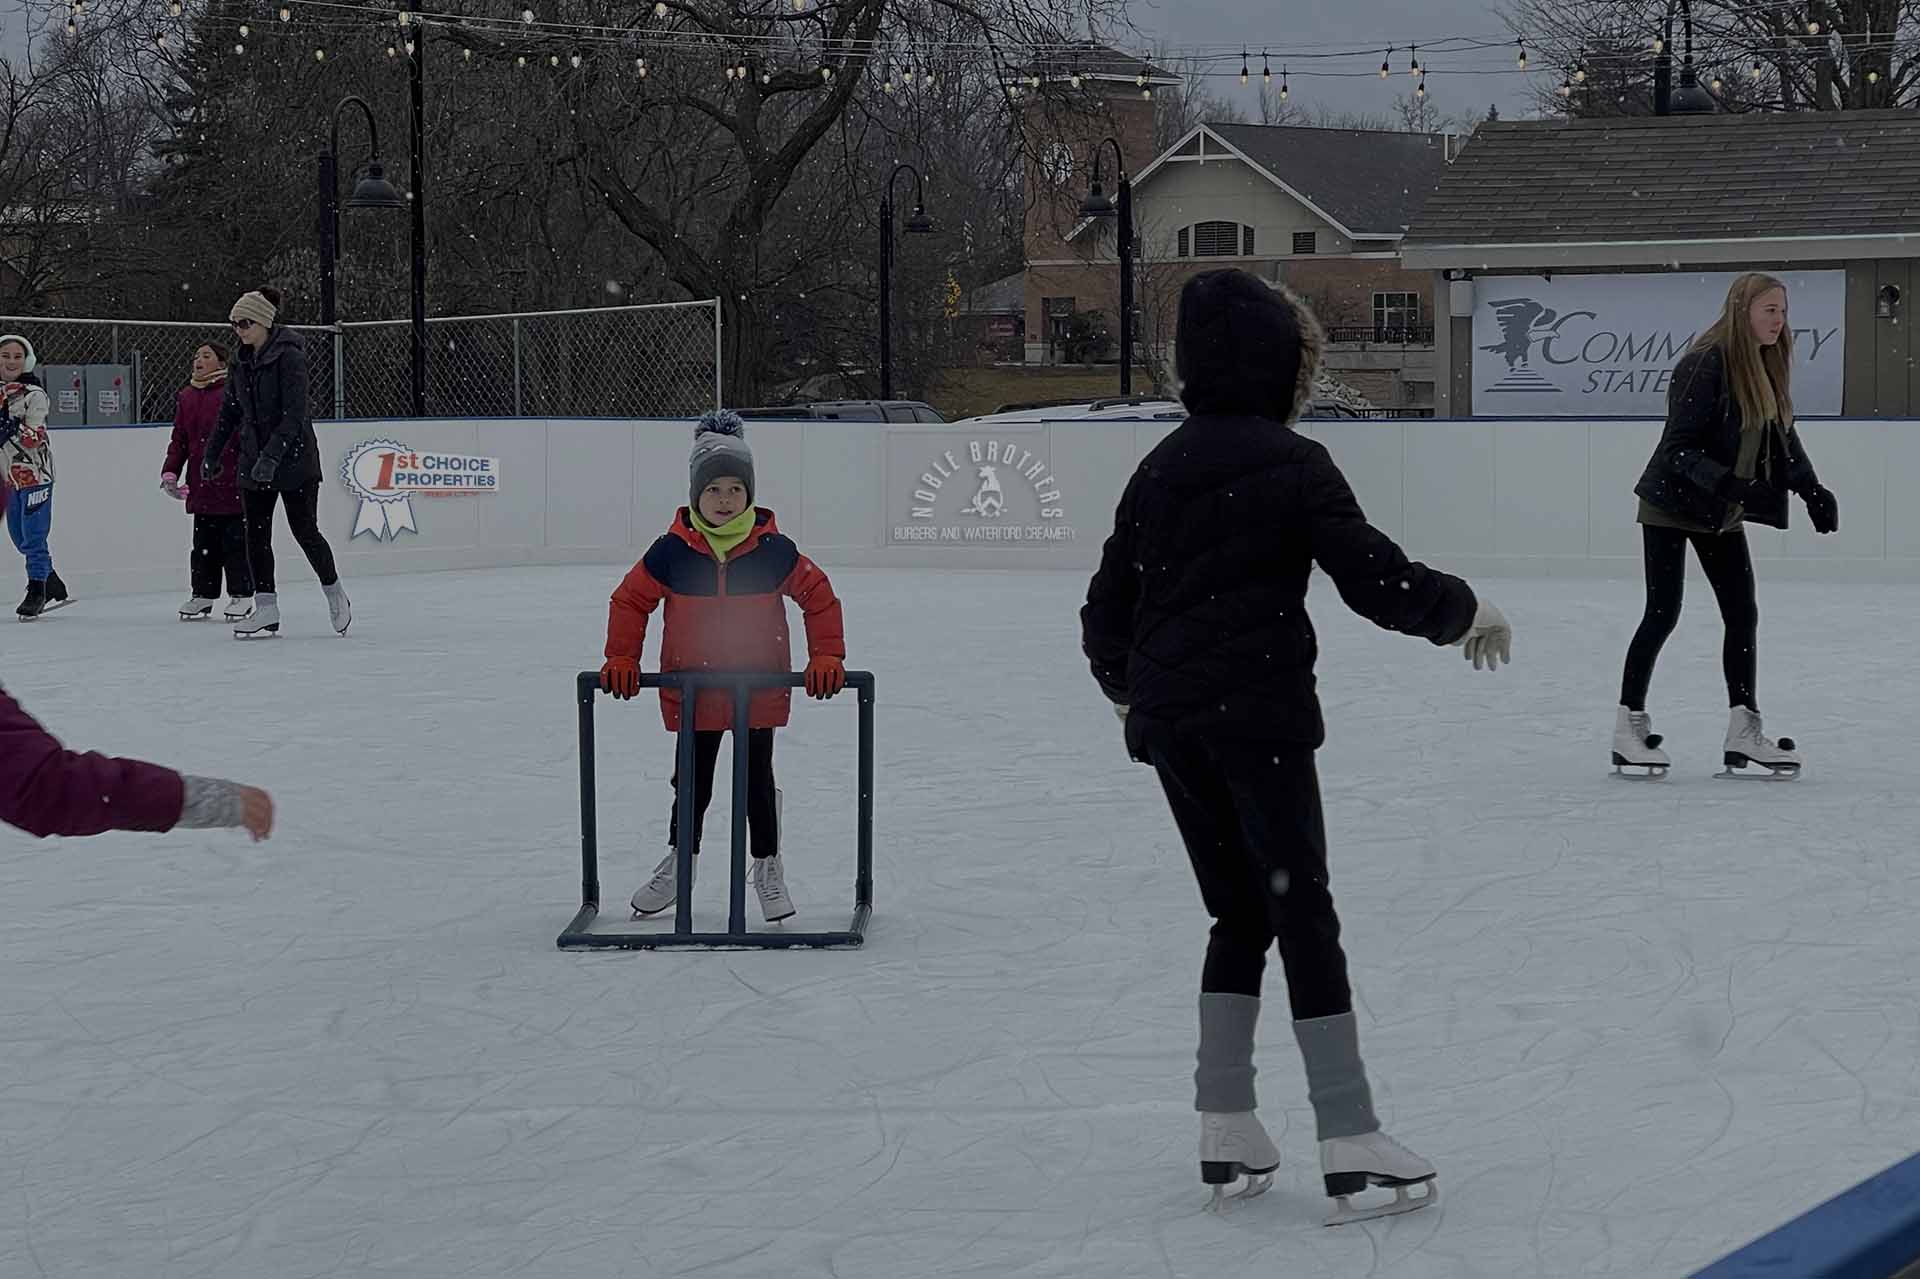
1080, 182, 1115, 218
904, 204, 934, 234
347, 160, 408, 210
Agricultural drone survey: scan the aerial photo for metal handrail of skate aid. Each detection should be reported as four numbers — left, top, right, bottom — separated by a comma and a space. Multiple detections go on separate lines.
1690, 1151, 1920, 1278
558, 670, 875, 951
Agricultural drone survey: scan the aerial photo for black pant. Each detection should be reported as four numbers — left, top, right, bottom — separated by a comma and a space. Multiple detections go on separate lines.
243, 482, 338, 594
191, 513, 253, 599
1146, 731, 1352, 1021
1620, 524, 1758, 712
667, 728, 780, 860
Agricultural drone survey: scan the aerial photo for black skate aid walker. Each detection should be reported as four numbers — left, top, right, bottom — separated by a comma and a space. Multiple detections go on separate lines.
559, 669, 875, 950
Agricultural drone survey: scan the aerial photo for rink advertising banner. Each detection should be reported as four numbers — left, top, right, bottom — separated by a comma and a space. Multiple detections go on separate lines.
341, 439, 502, 541
1471, 271, 1845, 416
886, 431, 1077, 547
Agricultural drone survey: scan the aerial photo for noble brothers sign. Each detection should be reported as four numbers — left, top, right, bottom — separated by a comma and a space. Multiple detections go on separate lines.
1471, 271, 1845, 417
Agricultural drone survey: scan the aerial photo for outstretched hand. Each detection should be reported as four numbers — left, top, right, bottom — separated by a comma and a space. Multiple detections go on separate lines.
1458, 598, 1512, 672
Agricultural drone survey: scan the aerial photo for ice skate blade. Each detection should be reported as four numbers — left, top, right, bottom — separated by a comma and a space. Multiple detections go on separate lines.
39, 598, 71, 613
180, 612, 211, 621
233, 625, 280, 639
1324, 1178, 1437, 1226
1717, 753, 1800, 781
1611, 752, 1668, 778
1205, 1172, 1273, 1210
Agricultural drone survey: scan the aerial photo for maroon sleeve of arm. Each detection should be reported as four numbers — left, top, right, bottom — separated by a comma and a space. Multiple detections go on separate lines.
0, 687, 185, 838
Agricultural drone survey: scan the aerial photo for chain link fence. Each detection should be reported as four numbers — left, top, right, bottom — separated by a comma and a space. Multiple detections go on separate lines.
0, 300, 721, 425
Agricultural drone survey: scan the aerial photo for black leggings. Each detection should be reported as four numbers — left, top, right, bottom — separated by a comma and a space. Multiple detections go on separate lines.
1146, 732, 1351, 1022
668, 728, 781, 860
1620, 524, 1758, 712
243, 482, 338, 593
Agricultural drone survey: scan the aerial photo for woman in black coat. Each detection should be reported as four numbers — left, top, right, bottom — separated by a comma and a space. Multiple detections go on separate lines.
1614, 272, 1838, 779
203, 288, 352, 639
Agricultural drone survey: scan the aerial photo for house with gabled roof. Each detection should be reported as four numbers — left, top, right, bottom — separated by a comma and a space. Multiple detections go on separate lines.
1020, 114, 1460, 412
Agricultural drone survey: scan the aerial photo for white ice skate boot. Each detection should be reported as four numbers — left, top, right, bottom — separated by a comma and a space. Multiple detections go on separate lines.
224, 595, 254, 621
631, 849, 693, 917
233, 591, 279, 639
179, 596, 216, 621
323, 581, 352, 635
1611, 705, 1670, 778
1720, 705, 1800, 780
1201, 1111, 1281, 1208
749, 855, 795, 922
1321, 1129, 1439, 1225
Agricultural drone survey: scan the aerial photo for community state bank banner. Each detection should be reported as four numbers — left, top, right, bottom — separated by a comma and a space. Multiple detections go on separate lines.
1471, 271, 1845, 417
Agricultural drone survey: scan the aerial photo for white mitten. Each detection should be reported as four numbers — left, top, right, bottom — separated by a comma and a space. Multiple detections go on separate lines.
1457, 598, 1511, 671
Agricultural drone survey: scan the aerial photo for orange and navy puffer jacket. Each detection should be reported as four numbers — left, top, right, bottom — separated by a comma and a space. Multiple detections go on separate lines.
605, 507, 846, 731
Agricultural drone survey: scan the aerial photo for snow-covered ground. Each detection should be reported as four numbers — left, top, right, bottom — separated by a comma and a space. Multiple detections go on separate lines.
5, 564, 1918, 1278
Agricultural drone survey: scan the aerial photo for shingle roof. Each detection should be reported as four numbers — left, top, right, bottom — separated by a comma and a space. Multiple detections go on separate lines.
1020, 42, 1180, 86
960, 271, 1024, 315
1404, 109, 1920, 247
1200, 123, 1454, 238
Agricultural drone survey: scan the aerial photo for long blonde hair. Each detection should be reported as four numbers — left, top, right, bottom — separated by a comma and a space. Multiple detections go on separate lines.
1689, 272, 1794, 431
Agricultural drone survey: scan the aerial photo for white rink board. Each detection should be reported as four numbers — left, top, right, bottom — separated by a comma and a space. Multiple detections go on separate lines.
44, 414, 1920, 594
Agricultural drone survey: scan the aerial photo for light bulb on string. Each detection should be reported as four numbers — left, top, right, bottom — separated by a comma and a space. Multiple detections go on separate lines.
386, 43, 396, 56
548, 53, 559, 66
238, 22, 248, 35
1410, 45, 1421, 77
1380, 48, 1390, 78
636, 56, 647, 76
1516, 38, 1527, 68
568, 51, 581, 67
1751, 58, 1762, 78
154, 30, 166, 46
1868, 68, 1880, 83
521, 7, 532, 20
278, 6, 289, 19
1711, 72, 1724, 90
1416, 76, 1426, 98
1069, 71, 1081, 88
1279, 66, 1288, 100
168, 0, 181, 17
1262, 51, 1270, 85
314, 46, 325, 60
761, 68, 771, 84
821, 65, 832, 80
1239, 49, 1248, 86
234, 41, 244, 53
1807, 20, 1820, 34
653, 2, 666, 16
405, 40, 414, 54
515, 53, 526, 67
462, 46, 471, 61
736, 59, 747, 79
1558, 74, 1572, 96
1574, 61, 1586, 82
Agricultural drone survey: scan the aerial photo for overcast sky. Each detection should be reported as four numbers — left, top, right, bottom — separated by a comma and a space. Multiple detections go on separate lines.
1133, 0, 1540, 123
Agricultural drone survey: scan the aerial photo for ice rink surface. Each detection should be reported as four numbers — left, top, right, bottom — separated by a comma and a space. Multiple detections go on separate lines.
5, 564, 1918, 1278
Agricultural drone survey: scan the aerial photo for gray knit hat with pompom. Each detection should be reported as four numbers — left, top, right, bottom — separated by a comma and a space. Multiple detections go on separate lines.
689, 408, 754, 508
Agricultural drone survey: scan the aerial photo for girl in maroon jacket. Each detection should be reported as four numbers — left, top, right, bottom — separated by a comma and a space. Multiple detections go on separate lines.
162, 342, 255, 622
0, 683, 272, 840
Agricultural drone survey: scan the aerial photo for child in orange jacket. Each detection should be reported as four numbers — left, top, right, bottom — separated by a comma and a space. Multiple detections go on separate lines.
600, 410, 846, 922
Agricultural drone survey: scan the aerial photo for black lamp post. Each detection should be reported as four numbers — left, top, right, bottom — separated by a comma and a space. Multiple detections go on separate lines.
406, 24, 428, 417
1657, 0, 1717, 115
317, 95, 406, 420
878, 162, 933, 401
1081, 137, 1133, 397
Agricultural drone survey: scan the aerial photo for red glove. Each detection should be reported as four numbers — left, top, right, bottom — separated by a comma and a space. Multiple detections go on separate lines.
804, 655, 845, 700
600, 656, 640, 699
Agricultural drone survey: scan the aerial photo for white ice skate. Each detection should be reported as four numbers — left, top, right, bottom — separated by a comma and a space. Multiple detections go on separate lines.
1611, 706, 1670, 779
234, 591, 279, 639
324, 581, 352, 636
224, 596, 254, 621
179, 596, 216, 621
631, 849, 693, 918
1719, 705, 1800, 780
1201, 1111, 1281, 1209
1321, 1130, 1438, 1226
749, 855, 795, 922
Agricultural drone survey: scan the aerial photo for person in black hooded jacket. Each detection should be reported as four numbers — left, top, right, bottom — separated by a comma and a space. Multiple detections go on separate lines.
1081, 268, 1511, 1223
203, 288, 352, 640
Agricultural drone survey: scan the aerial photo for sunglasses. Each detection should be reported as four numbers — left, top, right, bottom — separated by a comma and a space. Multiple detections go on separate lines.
231, 318, 256, 332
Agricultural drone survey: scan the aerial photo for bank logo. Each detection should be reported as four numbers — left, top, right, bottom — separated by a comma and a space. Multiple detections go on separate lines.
1479, 299, 1585, 394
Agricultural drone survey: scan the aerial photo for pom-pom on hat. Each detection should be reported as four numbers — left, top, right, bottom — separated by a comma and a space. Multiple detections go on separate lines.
690, 408, 754, 508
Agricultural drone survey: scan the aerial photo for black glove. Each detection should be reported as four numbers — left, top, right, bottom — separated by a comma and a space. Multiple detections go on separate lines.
1805, 485, 1839, 535
1716, 472, 1776, 507
202, 454, 224, 483
250, 453, 280, 485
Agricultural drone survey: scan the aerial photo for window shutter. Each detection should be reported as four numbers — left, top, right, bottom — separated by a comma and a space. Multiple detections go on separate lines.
1242, 225, 1255, 256
1178, 227, 1190, 258
1292, 231, 1316, 255
1193, 221, 1238, 256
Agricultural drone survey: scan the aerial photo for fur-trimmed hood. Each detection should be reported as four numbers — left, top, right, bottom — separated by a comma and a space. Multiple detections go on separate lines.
1174, 270, 1325, 428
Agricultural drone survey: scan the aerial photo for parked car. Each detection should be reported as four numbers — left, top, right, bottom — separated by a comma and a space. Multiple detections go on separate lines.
957, 396, 1363, 427
732, 399, 947, 423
